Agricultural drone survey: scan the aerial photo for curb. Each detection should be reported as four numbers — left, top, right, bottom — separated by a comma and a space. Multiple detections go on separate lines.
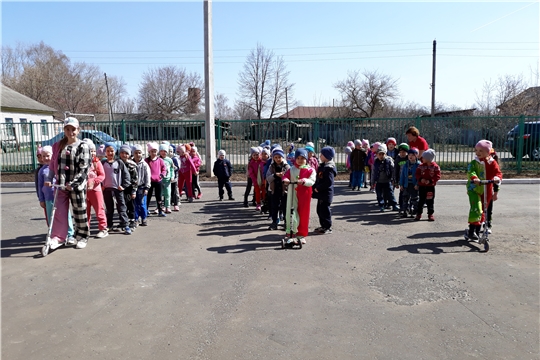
2, 179, 540, 189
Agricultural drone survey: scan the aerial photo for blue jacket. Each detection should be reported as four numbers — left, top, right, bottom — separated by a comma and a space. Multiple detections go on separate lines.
399, 160, 421, 187
372, 156, 395, 183
213, 158, 233, 179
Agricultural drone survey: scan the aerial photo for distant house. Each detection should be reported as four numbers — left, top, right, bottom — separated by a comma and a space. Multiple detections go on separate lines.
278, 106, 364, 119
1, 84, 60, 150
497, 87, 540, 116
420, 108, 476, 118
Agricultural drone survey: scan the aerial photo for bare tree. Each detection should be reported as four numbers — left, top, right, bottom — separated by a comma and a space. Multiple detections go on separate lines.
474, 74, 529, 115
237, 44, 294, 119
214, 93, 235, 120
334, 69, 399, 118
116, 97, 137, 114
137, 66, 203, 119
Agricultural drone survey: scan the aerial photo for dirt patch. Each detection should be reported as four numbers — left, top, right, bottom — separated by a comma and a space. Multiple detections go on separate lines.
2, 171, 538, 183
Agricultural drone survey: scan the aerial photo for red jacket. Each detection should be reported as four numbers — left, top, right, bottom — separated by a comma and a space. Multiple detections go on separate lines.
415, 161, 441, 186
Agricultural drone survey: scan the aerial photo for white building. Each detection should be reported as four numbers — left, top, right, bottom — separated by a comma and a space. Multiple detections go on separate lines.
1, 84, 61, 150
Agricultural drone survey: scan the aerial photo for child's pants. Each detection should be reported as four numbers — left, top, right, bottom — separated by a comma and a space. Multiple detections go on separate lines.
253, 181, 266, 205
418, 186, 435, 216
244, 177, 253, 204
467, 191, 485, 225
218, 176, 233, 199
45, 200, 75, 237
285, 185, 310, 237
161, 180, 171, 208
178, 172, 193, 199
86, 189, 107, 231
316, 198, 332, 230
51, 188, 89, 241
171, 180, 180, 205
103, 188, 129, 228
134, 189, 148, 222
147, 181, 163, 212
123, 186, 135, 221
376, 182, 397, 207
402, 184, 418, 214
352, 170, 363, 188
192, 174, 202, 197
270, 191, 286, 224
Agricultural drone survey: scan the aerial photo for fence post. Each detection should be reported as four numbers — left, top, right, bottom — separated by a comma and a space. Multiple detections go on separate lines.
29, 121, 37, 171
216, 119, 222, 151
121, 119, 126, 143
314, 120, 320, 152
415, 116, 421, 131
516, 115, 525, 174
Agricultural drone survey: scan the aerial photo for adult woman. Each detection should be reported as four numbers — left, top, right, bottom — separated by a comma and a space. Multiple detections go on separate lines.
44, 117, 91, 251
405, 126, 429, 157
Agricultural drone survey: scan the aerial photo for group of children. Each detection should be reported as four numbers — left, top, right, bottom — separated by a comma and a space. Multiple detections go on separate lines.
35, 116, 503, 252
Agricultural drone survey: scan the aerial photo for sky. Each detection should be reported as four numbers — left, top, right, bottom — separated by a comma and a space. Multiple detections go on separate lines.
2, 1, 539, 115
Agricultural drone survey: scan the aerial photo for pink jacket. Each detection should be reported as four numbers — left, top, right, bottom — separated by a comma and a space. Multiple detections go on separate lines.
191, 156, 202, 173
179, 155, 197, 175
247, 158, 265, 186
87, 158, 105, 192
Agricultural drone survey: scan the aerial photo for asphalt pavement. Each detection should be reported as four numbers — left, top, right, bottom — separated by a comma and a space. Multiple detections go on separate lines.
1, 183, 539, 360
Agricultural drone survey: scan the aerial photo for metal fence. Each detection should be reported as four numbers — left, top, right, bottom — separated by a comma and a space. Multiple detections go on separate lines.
1, 115, 539, 174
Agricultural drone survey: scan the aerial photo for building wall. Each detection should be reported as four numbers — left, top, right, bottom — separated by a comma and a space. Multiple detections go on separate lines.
0, 110, 59, 143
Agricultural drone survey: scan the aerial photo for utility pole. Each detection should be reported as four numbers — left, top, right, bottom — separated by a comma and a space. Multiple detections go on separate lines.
104, 73, 114, 135
431, 40, 436, 117
204, 0, 216, 177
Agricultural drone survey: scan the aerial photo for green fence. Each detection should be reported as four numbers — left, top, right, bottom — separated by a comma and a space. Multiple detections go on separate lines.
1, 116, 539, 174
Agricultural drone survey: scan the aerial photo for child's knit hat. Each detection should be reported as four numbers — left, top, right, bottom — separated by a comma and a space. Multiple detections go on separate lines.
147, 142, 159, 152
347, 141, 354, 148
377, 144, 387, 154
36, 146, 43, 155
386, 137, 397, 145
362, 139, 369, 147
372, 142, 381, 151
344, 146, 353, 154
82, 138, 96, 151
273, 149, 285, 158
176, 145, 186, 154
295, 148, 308, 160
97, 144, 106, 157
41, 145, 53, 155
398, 143, 409, 152
159, 143, 169, 152
218, 149, 226, 157
354, 139, 362, 146
250, 146, 260, 155
120, 144, 132, 156
407, 147, 419, 155
132, 144, 143, 153
422, 148, 436, 162
262, 139, 271, 147
262, 148, 271, 157
321, 146, 335, 161
306, 141, 314, 148
191, 145, 198, 153
475, 140, 492, 152
288, 143, 295, 151
169, 144, 176, 153
184, 144, 192, 152
270, 143, 282, 153
305, 146, 315, 154
104, 142, 117, 152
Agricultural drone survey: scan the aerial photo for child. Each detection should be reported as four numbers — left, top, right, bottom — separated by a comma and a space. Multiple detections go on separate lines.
119, 145, 139, 228
414, 148, 440, 221
213, 149, 234, 201
286, 143, 295, 167
394, 143, 410, 214
102, 142, 132, 235
261, 148, 272, 213
361, 139, 370, 188
344, 145, 353, 187
132, 144, 151, 226
386, 137, 398, 159
247, 146, 265, 211
170, 144, 180, 211
266, 148, 290, 230
368, 142, 379, 192
399, 147, 420, 218
145, 142, 167, 217
313, 146, 337, 234
190, 146, 203, 199
372, 144, 399, 212
306, 146, 319, 172
159, 144, 173, 212
34, 146, 44, 200
176, 144, 197, 203
44, 117, 90, 250
283, 148, 316, 244
83, 139, 108, 238
350, 139, 367, 191
465, 140, 502, 240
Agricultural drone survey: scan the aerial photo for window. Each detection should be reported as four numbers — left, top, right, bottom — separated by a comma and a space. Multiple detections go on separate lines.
20, 118, 28, 136
40, 119, 49, 136
5, 118, 14, 136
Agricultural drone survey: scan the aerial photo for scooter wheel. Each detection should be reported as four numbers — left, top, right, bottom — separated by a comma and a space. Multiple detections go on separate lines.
281, 239, 286, 249
298, 241, 302, 250
41, 244, 50, 257
483, 240, 489, 252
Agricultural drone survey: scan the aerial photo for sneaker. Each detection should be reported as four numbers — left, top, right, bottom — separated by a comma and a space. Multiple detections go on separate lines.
314, 227, 325, 233
130, 221, 138, 230
321, 228, 333, 234
370, 189, 376, 193
228, 196, 235, 201
111, 226, 121, 232
197, 193, 203, 199
153, 209, 159, 214
75, 238, 88, 249
380, 206, 385, 212
243, 202, 249, 208
268, 222, 278, 230
188, 197, 194, 203
66, 236, 77, 246
96, 230, 109, 238
173, 205, 180, 211
158, 212, 167, 217
414, 215, 421, 221
467, 228, 479, 242
428, 214, 435, 221
140, 220, 148, 226
165, 207, 172, 214
298, 237, 306, 244
219, 197, 223, 201
124, 226, 132, 235
392, 205, 400, 211
255, 205, 261, 211
401, 211, 408, 218
49, 237, 63, 250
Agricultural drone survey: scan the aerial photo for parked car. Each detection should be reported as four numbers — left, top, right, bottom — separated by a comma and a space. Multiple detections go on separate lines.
41, 130, 124, 149
505, 121, 540, 161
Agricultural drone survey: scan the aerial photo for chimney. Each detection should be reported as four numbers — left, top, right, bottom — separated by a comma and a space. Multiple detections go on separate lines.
186, 88, 201, 114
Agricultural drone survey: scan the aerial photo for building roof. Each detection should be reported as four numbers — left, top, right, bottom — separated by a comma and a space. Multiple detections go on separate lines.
497, 87, 540, 115
420, 108, 476, 118
278, 106, 364, 119
1, 84, 57, 113
93, 112, 206, 122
